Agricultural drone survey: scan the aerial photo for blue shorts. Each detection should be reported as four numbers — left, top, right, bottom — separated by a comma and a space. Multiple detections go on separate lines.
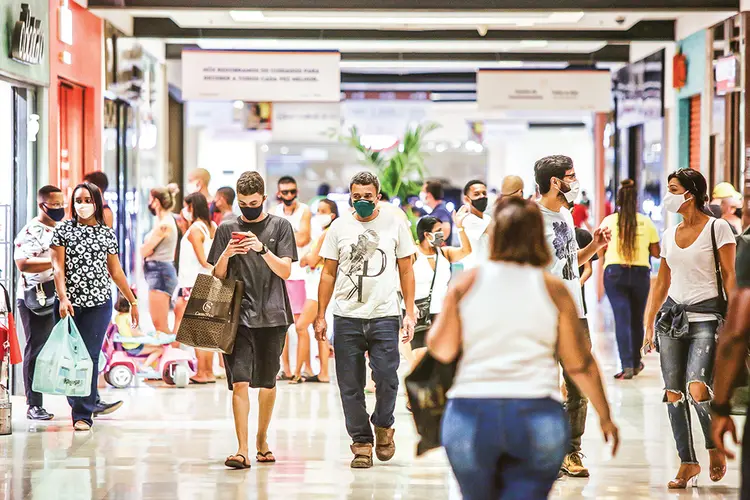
144, 260, 178, 296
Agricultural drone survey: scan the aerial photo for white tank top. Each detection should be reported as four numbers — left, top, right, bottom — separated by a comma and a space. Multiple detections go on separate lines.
178, 221, 215, 288
413, 249, 451, 314
449, 261, 561, 401
274, 202, 310, 280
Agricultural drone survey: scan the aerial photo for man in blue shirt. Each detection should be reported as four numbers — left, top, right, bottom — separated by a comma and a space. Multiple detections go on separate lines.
421, 181, 453, 243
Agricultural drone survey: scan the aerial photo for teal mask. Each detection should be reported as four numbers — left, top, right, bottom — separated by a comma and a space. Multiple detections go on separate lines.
353, 200, 376, 218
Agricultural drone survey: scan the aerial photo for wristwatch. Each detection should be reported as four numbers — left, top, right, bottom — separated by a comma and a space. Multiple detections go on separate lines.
710, 401, 732, 417
258, 244, 269, 256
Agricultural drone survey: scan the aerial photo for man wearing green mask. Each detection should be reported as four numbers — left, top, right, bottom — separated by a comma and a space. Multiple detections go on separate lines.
315, 171, 417, 469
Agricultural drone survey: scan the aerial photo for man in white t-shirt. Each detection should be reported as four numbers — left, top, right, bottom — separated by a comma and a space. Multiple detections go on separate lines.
315, 171, 416, 469
535, 154, 610, 479
460, 179, 492, 270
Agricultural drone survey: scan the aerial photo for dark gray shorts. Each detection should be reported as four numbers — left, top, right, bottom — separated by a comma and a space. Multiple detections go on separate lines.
223, 325, 287, 390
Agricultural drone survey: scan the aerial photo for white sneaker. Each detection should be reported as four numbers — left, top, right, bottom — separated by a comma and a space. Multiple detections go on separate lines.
73, 421, 92, 432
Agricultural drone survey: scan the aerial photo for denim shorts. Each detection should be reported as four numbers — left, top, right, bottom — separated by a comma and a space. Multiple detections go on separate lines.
144, 260, 178, 296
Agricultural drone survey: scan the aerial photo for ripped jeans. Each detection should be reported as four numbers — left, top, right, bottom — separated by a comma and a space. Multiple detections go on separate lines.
658, 320, 718, 464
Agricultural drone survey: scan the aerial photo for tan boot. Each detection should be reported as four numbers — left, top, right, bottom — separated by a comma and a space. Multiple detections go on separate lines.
350, 443, 373, 469
375, 426, 396, 462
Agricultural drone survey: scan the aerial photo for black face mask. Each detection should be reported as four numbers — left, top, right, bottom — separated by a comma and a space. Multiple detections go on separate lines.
43, 204, 65, 222
282, 197, 296, 207
240, 205, 263, 221
736, 208, 743, 219
471, 197, 488, 213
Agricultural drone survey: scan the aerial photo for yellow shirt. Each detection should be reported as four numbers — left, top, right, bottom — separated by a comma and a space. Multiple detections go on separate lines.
600, 213, 660, 268
114, 312, 139, 350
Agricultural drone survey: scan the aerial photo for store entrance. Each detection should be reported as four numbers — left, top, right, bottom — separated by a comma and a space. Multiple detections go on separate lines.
59, 80, 85, 199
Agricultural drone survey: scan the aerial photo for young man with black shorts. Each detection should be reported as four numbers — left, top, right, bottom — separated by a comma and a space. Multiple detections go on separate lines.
208, 171, 297, 469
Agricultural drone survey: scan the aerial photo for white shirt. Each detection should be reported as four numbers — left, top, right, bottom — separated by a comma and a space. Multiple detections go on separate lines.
177, 221, 215, 288
14, 218, 56, 297
274, 202, 310, 280
449, 262, 560, 401
413, 248, 451, 314
662, 218, 735, 322
320, 209, 416, 319
460, 213, 491, 270
539, 203, 584, 318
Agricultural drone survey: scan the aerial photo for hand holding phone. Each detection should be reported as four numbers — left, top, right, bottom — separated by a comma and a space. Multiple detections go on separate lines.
232, 231, 250, 241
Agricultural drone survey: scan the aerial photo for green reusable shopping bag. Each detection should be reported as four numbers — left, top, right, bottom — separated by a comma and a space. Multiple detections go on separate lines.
32, 316, 93, 397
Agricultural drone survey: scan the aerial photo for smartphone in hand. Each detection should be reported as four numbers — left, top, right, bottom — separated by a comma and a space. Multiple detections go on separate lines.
640, 344, 652, 357
231, 232, 248, 242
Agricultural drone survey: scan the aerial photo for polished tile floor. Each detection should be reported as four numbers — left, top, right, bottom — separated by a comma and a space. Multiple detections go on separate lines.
1, 323, 745, 499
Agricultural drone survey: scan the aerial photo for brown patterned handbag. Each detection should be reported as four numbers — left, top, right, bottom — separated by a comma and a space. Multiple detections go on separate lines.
176, 274, 244, 354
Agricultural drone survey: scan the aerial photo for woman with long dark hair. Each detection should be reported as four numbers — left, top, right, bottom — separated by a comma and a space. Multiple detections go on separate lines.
600, 179, 661, 379
428, 197, 618, 499
174, 192, 217, 383
51, 182, 138, 431
644, 168, 736, 488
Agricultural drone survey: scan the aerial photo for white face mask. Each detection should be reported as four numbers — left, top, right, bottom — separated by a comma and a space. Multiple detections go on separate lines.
419, 191, 428, 203
182, 208, 193, 222
74, 203, 95, 220
187, 181, 201, 194
663, 192, 692, 213
313, 213, 333, 229
560, 180, 581, 204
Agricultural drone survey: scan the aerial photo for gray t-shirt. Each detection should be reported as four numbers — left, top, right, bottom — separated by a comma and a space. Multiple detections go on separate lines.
207, 214, 298, 328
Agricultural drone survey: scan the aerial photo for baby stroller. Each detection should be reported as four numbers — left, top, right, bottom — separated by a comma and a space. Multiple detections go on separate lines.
101, 324, 197, 388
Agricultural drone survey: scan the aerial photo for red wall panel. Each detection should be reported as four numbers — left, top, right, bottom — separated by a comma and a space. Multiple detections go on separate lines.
689, 95, 701, 171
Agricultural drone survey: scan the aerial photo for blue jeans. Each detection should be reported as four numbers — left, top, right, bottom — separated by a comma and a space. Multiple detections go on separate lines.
333, 315, 400, 444
603, 265, 650, 370
658, 320, 718, 464
54, 299, 113, 425
144, 260, 178, 296
442, 398, 568, 500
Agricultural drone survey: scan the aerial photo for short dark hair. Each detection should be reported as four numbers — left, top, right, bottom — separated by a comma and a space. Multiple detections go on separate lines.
38, 185, 62, 202
668, 168, 709, 212
417, 216, 441, 243
318, 199, 339, 220
489, 197, 551, 267
424, 181, 444, 201
534, 155, 573, 195
278, 176, 297, 187
350, 171, 380, 193
463, 179, 486, 196
216, 186, 236, 206
83, 171, 109, 193
185, 192, 212, 227
71, 182, 106, 226
237, 171, 265, 196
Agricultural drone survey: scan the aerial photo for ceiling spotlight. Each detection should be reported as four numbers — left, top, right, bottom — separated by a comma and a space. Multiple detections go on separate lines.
233, 100, 244, 110
280, 146, 289, 155
477, 25, 488, 37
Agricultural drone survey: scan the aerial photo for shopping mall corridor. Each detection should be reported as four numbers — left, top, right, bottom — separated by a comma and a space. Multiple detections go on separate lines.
2, 323, 744, 500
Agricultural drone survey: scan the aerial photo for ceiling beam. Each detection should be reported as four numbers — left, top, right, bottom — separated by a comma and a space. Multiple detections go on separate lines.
90, 0, 738, 10
136, 17, 675, 41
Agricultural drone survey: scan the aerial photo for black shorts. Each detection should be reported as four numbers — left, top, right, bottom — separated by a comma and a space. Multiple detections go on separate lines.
223, 325, 287, 390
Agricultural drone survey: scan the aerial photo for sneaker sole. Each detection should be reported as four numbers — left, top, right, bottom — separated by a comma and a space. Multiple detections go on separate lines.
94, 401, 124, 417
562, 467, 590, 478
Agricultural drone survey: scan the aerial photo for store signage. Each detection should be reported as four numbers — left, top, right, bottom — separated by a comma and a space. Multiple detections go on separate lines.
272, 102, 341, 142
10, 4, 45, 66
58, 0, 73, 46
476, 70, 611, 111
673, 52, 687, 89
343, 91, 431, 101
715, 55, 740, 95
181, 50, 341, 102
614, 50, 665, 128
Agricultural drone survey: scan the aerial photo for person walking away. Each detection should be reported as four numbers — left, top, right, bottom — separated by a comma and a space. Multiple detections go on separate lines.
460, 180, 491, 270
534, 154, 611, 478
428, 197, 619, 500
314, 171, 417, 469
14, 185, 66, 420
293, 199, 340, 384
709, 182, 743, 235
83, 172, 114, 228
173, 193, 217, 384
208, 171, 297, 469
215, 186, 237, 223
500, 175, 524, 199
643, 168, 735, 488
273, 176, 312, 381
141, 186, 179, 335
600, 179, 660, 380
712, 224, 750, 499
420, 181, 453, 242
50, 182, 137, 431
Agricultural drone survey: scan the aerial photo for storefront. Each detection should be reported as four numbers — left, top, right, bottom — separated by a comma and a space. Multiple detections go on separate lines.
48, 0, 102, 196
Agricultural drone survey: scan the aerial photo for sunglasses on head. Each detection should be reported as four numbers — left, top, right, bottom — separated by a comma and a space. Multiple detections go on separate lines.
280, 189, 297, 196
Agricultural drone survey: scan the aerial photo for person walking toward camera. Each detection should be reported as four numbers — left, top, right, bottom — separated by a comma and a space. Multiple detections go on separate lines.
207, 171, 297, 469
315, 171, 417, 469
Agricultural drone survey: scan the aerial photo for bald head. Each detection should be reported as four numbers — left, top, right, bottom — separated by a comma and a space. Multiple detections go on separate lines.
188, 168, 211, 194
501, 175, 524, 198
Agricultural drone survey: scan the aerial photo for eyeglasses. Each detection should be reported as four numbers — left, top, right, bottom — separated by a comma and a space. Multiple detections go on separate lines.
280, 189, 297, 196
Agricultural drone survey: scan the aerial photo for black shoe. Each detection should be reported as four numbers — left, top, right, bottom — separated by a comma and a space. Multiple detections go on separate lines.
27, 406, 54, 421
93, 400, 123, 417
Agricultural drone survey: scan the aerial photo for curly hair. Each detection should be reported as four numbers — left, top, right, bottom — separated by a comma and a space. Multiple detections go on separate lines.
236, 171, 265, 196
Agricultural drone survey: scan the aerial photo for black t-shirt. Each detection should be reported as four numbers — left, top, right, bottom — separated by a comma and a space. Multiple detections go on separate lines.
207, 214, 298, 329
575, 228, 598, 315
736, 227, 750, 287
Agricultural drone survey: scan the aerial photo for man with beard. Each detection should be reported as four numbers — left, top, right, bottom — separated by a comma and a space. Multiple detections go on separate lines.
534, 155, 610, 478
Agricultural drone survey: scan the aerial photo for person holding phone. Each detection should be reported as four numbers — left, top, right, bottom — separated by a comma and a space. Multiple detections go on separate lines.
207, 171, 297, 469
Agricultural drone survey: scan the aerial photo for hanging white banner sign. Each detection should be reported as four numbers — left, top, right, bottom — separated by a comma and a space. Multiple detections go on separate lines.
272, 102, 341, 142
182, 50, 341, 102
477, 69, 611, 112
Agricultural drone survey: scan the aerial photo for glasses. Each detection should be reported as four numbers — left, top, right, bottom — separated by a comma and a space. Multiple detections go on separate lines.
280, 189, 297, 196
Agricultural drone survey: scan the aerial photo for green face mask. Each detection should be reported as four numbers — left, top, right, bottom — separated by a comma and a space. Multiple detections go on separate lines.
352, 199, 376, 218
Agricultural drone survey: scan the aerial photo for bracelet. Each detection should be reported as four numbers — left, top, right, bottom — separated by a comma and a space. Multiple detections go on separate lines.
130, 300, 139, 307
457, 227, 465, 232
710, 401, 732, 417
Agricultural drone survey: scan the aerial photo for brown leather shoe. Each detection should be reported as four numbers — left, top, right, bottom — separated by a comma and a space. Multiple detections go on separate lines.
350, 443, 373, 469
375, 426, 396, 462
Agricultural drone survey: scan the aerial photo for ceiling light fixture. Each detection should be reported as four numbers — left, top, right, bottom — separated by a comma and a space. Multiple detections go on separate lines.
519, 40, 549, 48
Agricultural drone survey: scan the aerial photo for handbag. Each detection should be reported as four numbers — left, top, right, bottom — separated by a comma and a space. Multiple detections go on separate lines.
175, 273, 244, 354
32, 316, 93, 397
405, 351, 459, 456
23, 279, 56, 316
413, 250, 440, 335
710, 220, 728, 317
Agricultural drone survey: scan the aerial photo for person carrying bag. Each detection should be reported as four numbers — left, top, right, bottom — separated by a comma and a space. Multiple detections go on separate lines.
32, 316, 93, 397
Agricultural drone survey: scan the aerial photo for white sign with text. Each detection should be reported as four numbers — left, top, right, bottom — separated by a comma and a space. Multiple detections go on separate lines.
477, 70, 611, 112
182, 50, 341, 102
272, 102, 341, 142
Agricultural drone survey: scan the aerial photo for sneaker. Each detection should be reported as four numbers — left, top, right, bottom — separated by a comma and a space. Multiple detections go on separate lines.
93, 400, 123, 417
561, 452, 590, 478
73, 420, 92, 432
27, 406, 54, 421
350, 443, 374, 469
374, 426, 396, 462
614, 368, 634, 380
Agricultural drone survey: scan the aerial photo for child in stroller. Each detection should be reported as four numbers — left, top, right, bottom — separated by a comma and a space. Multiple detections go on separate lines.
114, 297, 165, 369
